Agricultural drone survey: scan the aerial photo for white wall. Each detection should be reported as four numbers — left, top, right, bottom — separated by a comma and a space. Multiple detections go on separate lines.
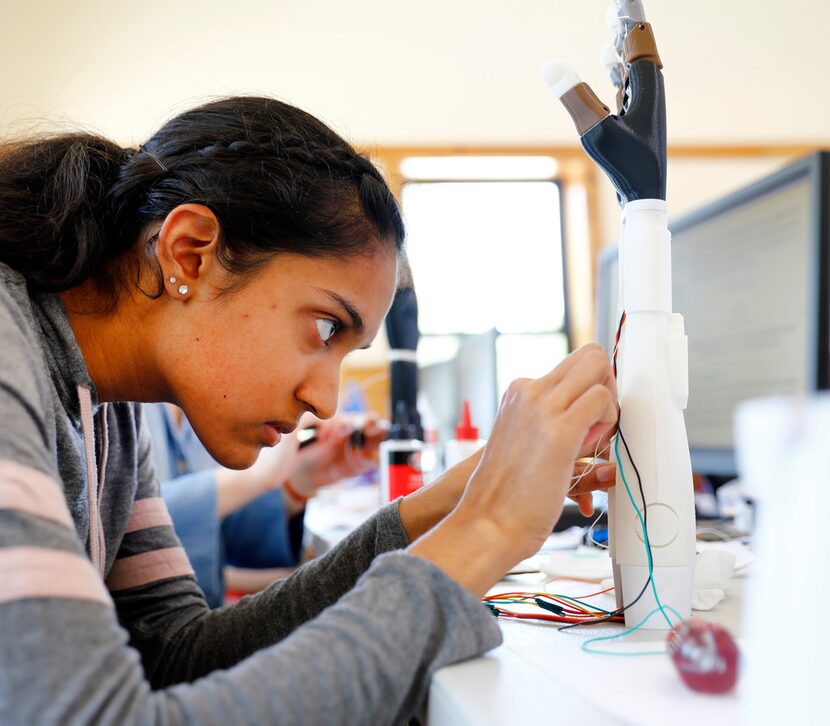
2, 0, 829, 146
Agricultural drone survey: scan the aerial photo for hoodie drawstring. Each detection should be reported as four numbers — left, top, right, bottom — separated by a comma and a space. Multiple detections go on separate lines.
77, 385, 109, 576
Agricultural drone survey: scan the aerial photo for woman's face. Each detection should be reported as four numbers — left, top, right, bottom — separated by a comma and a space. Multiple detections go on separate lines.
162, 247, 398, 469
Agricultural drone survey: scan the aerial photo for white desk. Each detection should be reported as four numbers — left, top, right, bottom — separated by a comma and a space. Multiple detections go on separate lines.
306, 484, 748, 724
428, 576, 746, 726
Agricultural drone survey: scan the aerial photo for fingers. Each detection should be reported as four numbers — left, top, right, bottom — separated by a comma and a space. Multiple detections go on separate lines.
570, 492, 595, 517
497, 345, 617, 454
539, 342, 607, 388
562, 383, 618, 453
546, 344, 616, 412
360, 419, 388, 455
577, 417, 617, 459
570, 462, 616, 497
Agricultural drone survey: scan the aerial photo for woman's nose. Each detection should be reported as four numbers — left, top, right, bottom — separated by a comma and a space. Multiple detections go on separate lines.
296, 364, 340, 420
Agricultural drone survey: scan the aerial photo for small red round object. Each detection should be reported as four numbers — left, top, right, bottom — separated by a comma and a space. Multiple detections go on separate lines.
666, 620, 739, 694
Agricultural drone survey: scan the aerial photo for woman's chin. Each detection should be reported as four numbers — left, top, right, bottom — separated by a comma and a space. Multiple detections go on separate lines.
205, 439, 261, 470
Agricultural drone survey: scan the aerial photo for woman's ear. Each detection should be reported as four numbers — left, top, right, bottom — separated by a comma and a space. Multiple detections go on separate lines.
155, 204, 221, 298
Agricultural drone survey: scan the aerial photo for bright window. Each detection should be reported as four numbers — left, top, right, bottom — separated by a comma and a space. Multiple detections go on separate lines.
401, 160, 570, 413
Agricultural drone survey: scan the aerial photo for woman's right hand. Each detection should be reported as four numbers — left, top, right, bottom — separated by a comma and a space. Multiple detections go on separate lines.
407, 344, 617, 597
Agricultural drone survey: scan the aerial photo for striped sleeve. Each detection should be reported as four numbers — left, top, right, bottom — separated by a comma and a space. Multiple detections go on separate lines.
109, 409, 201, 591
107, 496, 194, 592
0, 459, 111, 607
0, 284, 141, 723
0, 279, 502, 724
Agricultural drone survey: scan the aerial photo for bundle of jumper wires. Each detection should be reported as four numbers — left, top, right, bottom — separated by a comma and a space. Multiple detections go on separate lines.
482, 311, 664, 633
483, 580, 624, 625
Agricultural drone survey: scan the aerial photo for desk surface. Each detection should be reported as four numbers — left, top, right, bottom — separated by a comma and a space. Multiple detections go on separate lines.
428, 576, 746, 726
305, 483, 747, 725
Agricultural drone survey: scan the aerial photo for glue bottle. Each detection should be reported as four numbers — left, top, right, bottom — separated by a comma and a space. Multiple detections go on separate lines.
379, 400, 424, 504
444, 400, 486, 469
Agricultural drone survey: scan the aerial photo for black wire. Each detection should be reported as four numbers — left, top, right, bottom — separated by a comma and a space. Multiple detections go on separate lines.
557, 418, 654, 630
612, 311, 624, 378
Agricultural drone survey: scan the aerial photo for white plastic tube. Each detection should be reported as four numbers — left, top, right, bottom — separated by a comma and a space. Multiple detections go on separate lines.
610, 199, 696, 629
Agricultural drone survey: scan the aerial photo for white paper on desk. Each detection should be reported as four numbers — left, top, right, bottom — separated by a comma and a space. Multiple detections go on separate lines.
539, 549, 612, 582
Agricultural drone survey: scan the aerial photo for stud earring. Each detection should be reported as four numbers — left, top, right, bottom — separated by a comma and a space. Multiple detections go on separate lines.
169, 276, 177, 284
178, 284, 189, 296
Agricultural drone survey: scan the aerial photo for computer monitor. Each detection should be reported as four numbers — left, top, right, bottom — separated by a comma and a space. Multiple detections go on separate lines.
596, 152, 830, 477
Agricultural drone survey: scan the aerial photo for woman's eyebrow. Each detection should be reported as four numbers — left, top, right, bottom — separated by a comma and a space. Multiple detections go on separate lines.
317, 289, 365, 333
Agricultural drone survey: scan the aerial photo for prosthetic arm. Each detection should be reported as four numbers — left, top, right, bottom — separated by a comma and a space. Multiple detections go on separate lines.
543, 0, 695, 628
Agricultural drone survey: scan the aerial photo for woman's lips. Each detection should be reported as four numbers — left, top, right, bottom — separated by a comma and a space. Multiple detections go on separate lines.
264, 423, 284, 446
264, 420, 296, 446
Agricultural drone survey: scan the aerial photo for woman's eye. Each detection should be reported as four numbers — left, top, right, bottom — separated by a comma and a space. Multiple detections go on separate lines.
315, 318, 339, 344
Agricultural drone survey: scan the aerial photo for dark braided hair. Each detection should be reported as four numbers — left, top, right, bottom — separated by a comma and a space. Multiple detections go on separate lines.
0, 96, 404, 303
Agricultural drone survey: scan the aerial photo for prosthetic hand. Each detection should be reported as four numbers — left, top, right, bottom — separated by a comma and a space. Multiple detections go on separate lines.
543, 0, 665, 205
543, 0, 696, 629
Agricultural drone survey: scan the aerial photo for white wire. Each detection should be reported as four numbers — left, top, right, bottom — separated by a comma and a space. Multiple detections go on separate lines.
568, 438, 612, 493
586, 506, 609, 549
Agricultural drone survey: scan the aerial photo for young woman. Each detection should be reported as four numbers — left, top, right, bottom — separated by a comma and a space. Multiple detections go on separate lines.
0, 96, 617, 723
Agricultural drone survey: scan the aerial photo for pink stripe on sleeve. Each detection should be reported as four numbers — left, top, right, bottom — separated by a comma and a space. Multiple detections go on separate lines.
124, 497, 173, 534
106, 547, 195, 592
0, 459, 73, 528
0, 546, 111, 606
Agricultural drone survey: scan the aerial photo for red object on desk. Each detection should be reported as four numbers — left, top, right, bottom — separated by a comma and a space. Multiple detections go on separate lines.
667, 620, 740, 694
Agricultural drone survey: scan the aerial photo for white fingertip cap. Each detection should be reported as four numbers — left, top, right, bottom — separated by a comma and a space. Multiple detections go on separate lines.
600, 43, 621, 71
541, 60, 581, 99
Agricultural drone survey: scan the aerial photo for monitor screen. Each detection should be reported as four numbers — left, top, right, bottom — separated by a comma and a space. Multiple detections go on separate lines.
595, 153, 829, 476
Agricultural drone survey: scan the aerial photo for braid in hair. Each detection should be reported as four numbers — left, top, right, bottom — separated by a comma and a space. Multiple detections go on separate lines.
0, 96, 404, 303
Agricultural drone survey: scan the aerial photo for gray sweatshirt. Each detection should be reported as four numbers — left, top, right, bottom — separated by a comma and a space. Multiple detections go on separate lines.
0, 262, 502, 725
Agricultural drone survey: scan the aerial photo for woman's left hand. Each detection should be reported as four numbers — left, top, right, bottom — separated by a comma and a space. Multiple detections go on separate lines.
287, 414, 386, 499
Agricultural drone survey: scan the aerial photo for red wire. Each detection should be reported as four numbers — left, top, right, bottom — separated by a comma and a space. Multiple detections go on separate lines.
612, 310, 626, 378
493, 608, 624, 624
573, 586, 615, 599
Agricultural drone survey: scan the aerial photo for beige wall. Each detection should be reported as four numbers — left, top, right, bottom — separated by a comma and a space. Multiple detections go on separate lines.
3, 1, 828, 375
2, 1, 829, 146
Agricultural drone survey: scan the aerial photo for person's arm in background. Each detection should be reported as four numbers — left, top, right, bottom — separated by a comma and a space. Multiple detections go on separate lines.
216, 412, 387, 517
221, 415, 389, 592
279, 414, 387, 512
213, 446, 295, 520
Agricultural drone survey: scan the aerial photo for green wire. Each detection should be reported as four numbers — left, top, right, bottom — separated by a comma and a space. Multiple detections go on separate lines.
613, 432, 673, 629
581, 605, 684, 656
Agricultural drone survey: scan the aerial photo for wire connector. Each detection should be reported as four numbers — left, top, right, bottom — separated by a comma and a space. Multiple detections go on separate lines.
535, 598, 566, 616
